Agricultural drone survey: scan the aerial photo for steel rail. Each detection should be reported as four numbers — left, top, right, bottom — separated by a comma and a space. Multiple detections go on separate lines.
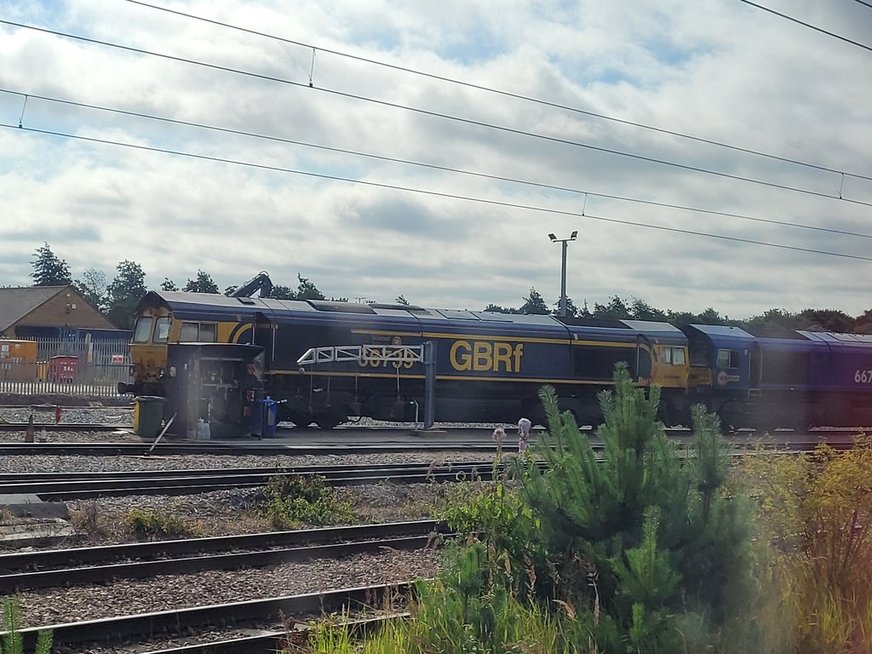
12, 582, 415, 651
0, 441, 502, 455
0, 520, 441, 573
0, 460, 496, 483
0, 462, 502, 498
0, 422, 127, 432
1, 533, 441, 591
138, 613, 406, 654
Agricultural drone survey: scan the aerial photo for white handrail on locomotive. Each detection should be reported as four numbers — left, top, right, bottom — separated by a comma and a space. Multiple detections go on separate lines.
295, 343, 436, 430
296, 344, 424, 367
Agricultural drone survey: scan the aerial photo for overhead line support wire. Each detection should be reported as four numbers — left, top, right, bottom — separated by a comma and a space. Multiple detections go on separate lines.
735, 0, 872, 53
123, 0, 872, 183
3, 87, 870, 240
1, 18, 869, 208
3, 121, 870, 263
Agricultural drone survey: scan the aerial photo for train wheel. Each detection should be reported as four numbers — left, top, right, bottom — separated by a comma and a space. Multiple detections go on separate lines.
288, 413, 313, 428
315, 408, 347, 430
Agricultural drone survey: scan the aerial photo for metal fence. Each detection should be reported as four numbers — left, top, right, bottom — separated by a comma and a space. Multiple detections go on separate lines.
0, 337, 131, 398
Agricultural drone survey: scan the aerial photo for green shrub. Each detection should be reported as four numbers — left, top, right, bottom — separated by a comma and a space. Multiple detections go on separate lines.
260, 474, 354, 529
125, 508, 201, 539
1, 598, 53, 654
742, 438, 872, 652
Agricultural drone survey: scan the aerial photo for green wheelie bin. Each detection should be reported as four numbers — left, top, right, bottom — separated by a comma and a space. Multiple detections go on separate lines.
133, 396, 166, 438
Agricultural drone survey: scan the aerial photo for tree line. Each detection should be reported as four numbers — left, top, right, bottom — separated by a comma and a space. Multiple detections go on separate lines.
22, 242, 872, 333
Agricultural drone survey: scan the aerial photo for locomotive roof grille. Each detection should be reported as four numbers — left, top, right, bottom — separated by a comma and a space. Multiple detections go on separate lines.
308, 300, 376, 314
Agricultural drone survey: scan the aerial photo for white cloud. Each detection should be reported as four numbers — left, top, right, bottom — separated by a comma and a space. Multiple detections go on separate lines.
0, 0, 870, 319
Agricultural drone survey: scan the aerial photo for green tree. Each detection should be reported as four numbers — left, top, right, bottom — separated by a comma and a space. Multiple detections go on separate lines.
30, 242, 71, 286
483, 303, 521, 314
271, 284, 295, 300
520, 287, 549, 314
516, 367, 756, 650
593, 295, 632, 320
160, 278, 178, 291
106, 260, 147, 329
797, 308, 855, 333
553, 296, 580, 317
74, 267, 108, 312
294, 273, 325, 300
182, 270, 219, 294
630, 297, 667, 322
697, 307, 727, 324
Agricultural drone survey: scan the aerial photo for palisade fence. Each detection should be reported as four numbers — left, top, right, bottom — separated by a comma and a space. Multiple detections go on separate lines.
0, 337, 132, 398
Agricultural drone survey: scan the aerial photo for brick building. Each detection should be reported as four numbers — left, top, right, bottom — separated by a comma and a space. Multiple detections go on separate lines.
0, 285, 117, 338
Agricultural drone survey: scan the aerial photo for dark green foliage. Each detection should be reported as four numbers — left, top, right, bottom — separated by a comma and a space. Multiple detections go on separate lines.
483, 303, 521, 314
106, 259, 147, 329
160, 277, 179, 291
182, 270, 219, 294
294, 273, 325, 300
126, 508, 200, 539
30, 242, 71, 286
552, 296, 580, 317
74, 267, 108, 312
520, 287, 549, 314
513, 364, 754, 651
271, 284, 295, 300
259, 474, 353, 528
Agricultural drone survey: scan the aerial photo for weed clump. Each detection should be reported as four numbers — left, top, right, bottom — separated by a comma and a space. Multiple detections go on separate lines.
125, 508, 202, 539
260, 474, 354, 529
1, 598, 53, 654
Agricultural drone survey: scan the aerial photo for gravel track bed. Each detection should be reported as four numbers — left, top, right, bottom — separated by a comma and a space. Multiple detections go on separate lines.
7, 481, 487, 549
0, 406, 133, 424
14, 546, 440, 632
0, 450, 498, 473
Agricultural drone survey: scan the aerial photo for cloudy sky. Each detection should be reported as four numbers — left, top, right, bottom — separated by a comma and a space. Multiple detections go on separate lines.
1, 0, 870, 319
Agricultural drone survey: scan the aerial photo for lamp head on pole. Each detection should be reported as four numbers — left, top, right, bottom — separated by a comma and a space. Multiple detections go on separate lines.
548, 233, 557, 242
570, 230, 578, 240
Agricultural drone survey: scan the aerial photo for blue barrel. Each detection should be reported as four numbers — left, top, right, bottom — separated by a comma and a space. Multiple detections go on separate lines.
251, 396, 279, 438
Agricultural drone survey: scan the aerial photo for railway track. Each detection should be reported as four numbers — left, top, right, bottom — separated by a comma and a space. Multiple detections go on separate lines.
15, 582, 413, 653
0, 430, 863, 457
0, 519, 444, 590
0, 461, 503, 498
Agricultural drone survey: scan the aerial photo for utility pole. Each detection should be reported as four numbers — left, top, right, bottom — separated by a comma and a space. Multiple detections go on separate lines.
548, 231, 578, 317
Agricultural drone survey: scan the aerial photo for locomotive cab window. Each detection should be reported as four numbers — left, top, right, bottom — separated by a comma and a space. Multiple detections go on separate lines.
180, 322, 198, 341
200, 323, 216, 342
154, 317, 171, 343
180, 321, 217, 342
657, 347, 686, 365
133, 317, 154, 343
717, 349, 739, 370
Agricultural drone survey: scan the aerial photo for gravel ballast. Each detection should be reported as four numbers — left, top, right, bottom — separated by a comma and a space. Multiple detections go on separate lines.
14, 546, 441, 630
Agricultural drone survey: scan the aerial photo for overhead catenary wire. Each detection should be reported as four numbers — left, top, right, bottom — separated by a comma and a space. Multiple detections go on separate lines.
1, 18, 870, 209
735, 0, 872, 53
3, 87, 871, 242
123, 0, 872, 184
3, 121, 870, 263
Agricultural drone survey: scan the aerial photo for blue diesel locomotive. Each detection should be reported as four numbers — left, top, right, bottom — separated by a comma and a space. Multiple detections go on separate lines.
124, 290, 872, 430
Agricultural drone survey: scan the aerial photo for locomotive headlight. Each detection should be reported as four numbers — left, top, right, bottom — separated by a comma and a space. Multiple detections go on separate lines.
129, 365, 135, 375
168, 366, 177, 378
158, 367, 166, 378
